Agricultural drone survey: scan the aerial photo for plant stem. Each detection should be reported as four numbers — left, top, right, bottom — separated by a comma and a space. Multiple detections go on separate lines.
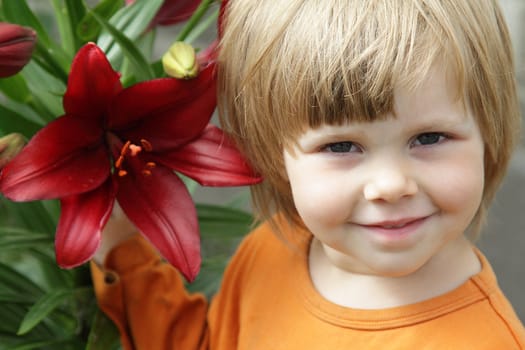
186, 7, 219, 45
176, 0, 216, 42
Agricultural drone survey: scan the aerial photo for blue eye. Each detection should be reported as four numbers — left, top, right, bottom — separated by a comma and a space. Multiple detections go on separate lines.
412, 132, 446, 146
324, 141, 359, 153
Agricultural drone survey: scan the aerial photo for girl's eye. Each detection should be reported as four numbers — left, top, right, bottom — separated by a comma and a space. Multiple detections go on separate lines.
412, 132, 447, 147
323, 141, 359, 153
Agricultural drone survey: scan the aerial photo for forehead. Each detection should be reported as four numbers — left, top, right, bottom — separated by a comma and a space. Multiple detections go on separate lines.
288, 63, 469, 144
393, 63, 466, 119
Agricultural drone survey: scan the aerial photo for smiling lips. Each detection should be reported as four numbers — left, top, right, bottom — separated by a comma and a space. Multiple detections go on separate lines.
357, 216, 430, 237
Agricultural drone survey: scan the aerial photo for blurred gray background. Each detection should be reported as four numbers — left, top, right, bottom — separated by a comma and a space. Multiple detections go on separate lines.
476, 0, 525, 323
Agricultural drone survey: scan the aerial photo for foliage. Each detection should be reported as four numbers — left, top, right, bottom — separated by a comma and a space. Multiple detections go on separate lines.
0, 0, 254, 348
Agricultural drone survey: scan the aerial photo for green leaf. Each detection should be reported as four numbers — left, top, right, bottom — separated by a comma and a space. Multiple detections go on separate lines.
17, 289, 71, 335
197, 204, 253, 239
0, 199, 58, 234
0, 292, 36, 304
7, 337, 84, 350
0, 263, 43, 296
97, 0, 163, 62
187, 256, 230, 297
89, 10, 155, 81
85, 309, 122, 350
2, 0, 53, 48
0, 74, 31, 103
21, 61, 66, 123
0, 104, 42, 136
2, 1, 70, 82
0, 303, 35, 334
0, 227, 52, 251
76, 0, 124, 42
185, 7, 220, 45
50, 0, 86, 54
176, 0, 216, 42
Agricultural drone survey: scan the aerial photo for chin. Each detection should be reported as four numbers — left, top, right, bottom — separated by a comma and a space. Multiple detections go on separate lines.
364, 254, 430, 278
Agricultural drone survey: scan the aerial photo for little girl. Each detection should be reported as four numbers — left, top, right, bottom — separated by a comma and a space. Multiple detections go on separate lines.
92, 0, 525, 348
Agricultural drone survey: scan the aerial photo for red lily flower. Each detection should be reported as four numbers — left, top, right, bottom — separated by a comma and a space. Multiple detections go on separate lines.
0, 43, 260, 281
125, 0, 201, 27
0, 22, 36, 77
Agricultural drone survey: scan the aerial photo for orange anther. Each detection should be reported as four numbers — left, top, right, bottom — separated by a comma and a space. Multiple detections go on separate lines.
121, 140, 132, 156
140, 139, 153, 152
129, 144, 142, 156
146, 162, 156, 169
115, 155, 124, 169
118, 169, 128, 177
142, 169, 152, 176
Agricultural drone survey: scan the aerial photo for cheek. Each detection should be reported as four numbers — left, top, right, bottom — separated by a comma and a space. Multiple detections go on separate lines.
428, 154, 484, 218
286, 163, 353, 228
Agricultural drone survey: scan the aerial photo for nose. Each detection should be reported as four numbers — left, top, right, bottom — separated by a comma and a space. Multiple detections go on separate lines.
363, 162, 418, 203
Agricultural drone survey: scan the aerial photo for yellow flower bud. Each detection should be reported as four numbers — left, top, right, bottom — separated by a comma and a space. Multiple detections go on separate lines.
162, 41, 199, 79
0, 133, 26, 169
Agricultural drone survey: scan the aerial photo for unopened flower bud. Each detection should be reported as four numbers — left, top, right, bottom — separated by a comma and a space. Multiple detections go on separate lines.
0, 133, 26, 169
0, 22, 37, 78
162, 41, 199, 79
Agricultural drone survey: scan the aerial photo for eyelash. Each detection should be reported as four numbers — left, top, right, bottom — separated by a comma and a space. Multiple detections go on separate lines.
410, 132, 449, 147
321, 132, 449, 153
322, 141, 361, 153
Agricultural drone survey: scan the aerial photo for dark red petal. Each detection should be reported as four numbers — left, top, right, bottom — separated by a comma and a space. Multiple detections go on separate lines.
63, 43, 122, 120
0, 22, 36, 78
0, 115, 110, 201
108, 63, 216, 152
116, 158, 201, 281
158, 124, 262, 186
152, 0, 201, 26
196, 40, 218, 68
55, 178, 116, 268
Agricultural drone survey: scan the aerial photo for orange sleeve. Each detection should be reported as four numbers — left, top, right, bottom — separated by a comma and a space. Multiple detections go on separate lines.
90, 234, 209, 350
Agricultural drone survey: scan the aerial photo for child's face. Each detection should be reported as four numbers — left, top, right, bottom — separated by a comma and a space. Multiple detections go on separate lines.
283, 65, 485, 277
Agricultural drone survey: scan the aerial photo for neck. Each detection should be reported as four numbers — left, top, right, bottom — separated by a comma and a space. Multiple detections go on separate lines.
308, 236, 481, 309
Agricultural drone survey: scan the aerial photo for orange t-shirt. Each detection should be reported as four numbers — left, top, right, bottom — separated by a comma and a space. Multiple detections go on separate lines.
92, 222, 525, 349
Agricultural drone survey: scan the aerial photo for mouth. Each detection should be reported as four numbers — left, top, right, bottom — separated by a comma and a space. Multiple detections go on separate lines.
355, 215, 432, 242
366, 217, 428, 230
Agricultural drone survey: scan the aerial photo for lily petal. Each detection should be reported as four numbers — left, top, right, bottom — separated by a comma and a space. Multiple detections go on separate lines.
151, 0, 201, 26
108, 64, 216, 151
125, 0, 201, 27
0, 115, 110, 201
63, 43, 122, 120
116, 157, 201, 281
158, 124, 262, 186
55, 178, 116, 268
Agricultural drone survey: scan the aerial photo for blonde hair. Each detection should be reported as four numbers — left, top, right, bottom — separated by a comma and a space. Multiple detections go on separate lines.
217, 0, 521, 238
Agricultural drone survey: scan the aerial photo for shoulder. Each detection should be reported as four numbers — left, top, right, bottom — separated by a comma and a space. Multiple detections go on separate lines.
224, 220, 301, 278
212, 219, 310, 299
206, 220, 308, 344
463, 250, 525, 348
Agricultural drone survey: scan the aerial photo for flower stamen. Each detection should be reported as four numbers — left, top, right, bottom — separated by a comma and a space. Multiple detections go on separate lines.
115, 155, 124, 169
121, 140, 131, 156
140, 139, 153, 152
129, 144, 142, 156
114, 139, 156, 177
